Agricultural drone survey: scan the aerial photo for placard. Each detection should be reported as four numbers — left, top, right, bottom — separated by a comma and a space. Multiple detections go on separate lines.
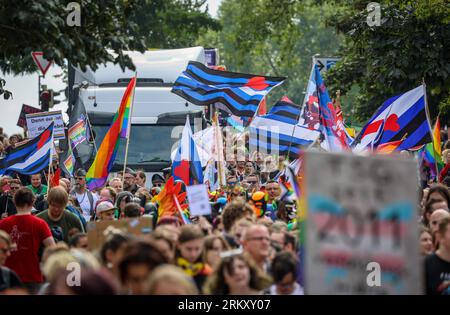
186, 184, 212, 217
17, 104, 41, 128
86, 217, 153, 250
26, 110, 65, 139
304, 151, 422, 295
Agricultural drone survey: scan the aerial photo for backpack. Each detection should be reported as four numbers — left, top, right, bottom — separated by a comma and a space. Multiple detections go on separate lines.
70, 189, 95, 220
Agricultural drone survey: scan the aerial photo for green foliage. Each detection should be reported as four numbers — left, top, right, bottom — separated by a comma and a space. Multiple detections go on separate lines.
0, 0, 219, 74
197, 0, 344, 108
0, 78, 12, 100
325, 0, 450, 123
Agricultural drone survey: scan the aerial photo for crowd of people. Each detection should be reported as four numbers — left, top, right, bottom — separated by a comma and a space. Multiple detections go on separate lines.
0, 127, 450, 295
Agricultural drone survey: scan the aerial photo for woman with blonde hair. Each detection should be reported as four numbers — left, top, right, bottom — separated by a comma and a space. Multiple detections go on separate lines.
147, 265, 198, 295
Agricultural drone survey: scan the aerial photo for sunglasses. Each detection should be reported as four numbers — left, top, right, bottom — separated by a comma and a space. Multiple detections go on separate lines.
153, 183, 163, 187
247, 181, 257, 184
76, 177, 85, 180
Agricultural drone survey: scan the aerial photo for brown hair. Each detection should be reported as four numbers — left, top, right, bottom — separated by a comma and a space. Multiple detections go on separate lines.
118, 239, 167, 283
203, 235, 230, 262
426, 184, 450, 205
13, 187, 35, 208
136, 170, 146, 182
222, 200, 254, 232
178, 225, 204, 244
152, 229, 175, 251
47, 186, 69, 206
203, 253, 272, 294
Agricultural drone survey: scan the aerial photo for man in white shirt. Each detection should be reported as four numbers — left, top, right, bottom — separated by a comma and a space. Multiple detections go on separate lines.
70, 169, 98, 222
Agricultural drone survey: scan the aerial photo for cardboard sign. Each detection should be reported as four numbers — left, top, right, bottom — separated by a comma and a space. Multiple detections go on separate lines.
26, 110, 65, 140
186, 184, 212, 217
17, 104, 41, 128
86, 217, 153, 250
304, 151, 422, 295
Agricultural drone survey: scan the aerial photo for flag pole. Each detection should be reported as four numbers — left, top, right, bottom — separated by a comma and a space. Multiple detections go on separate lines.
46, 124, 55, 197
85, 114, 98, 154
122, 74, 137, 187
214, 110, 224, 188
422, 78, 439, 182
286, 58, 316, 162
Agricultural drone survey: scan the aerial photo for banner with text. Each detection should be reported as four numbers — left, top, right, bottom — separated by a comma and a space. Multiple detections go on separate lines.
26, 110, 65, 140
304, 151, 422, 295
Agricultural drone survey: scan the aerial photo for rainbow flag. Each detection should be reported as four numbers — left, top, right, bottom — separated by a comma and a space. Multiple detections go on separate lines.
63, 144, 75, 176
420, 117, 444, 179
68, 119, 87, 148
86, 77, 137, 189
376, 139, 404, 154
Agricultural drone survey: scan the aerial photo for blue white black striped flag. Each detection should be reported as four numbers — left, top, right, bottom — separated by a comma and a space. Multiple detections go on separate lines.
0, 123, 54, 175
353, 85, 432, 152
171, 61, 286, 117
249, 99, 320, 158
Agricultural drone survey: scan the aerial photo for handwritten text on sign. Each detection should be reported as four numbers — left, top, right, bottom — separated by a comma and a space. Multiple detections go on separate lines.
26, 111, 65, 140
304, 151, 422, 295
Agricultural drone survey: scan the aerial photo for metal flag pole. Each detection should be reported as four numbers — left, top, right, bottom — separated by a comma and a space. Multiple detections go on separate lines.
121, 74, 137, 187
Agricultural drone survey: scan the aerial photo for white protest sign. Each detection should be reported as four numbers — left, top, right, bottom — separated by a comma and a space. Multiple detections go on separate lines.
186, 184, 212, 217
304, 151, 422, 295
26, 111, 65, 140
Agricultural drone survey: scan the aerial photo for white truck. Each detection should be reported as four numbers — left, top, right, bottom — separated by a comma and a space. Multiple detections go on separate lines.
72, 47, 208, 187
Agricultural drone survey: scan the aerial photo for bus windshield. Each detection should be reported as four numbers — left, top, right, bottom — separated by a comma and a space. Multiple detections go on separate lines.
92, 124, 186, 166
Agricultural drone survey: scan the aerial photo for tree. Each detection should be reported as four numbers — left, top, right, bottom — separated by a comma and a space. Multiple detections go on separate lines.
0, 0, 219, 74
0, 78, 12, 100
324, 0, 450, 123
197, 0, 344, 108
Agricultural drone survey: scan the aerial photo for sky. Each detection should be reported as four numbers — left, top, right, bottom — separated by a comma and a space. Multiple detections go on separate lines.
0, 0, 222, 136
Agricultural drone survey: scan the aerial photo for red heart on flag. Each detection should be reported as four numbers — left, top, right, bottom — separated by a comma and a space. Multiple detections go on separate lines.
385, 114, 400, 132
174, 160, 190, 184
37, 129, 50, 149
244, 76, 269, 90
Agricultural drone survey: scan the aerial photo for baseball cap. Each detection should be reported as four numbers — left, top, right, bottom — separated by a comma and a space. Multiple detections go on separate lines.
74, 168, 87, 177
96, 201, 116, 215
151, 174, 165, 183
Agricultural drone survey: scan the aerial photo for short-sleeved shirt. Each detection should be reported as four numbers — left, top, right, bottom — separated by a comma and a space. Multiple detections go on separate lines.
36, 210, 84, 243
0, 214, 52, 283
26, 184, 48, 196
425, 253, 450, 295
0, 266, 23, 292
74, 191, 98, 222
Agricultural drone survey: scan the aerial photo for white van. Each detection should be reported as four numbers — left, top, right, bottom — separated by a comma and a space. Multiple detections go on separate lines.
74, 47, 208, 187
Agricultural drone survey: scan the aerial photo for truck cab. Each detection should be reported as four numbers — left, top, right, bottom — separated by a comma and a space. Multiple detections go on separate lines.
75, 47, 207, 187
